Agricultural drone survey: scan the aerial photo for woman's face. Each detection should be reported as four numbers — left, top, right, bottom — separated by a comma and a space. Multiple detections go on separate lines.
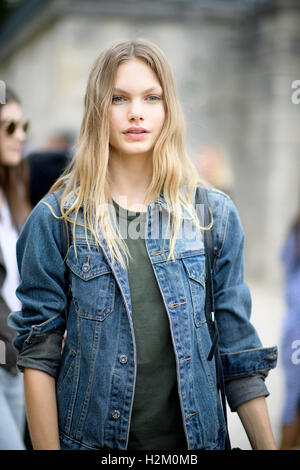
109, 58, 165, 159
0, 101, 27, 166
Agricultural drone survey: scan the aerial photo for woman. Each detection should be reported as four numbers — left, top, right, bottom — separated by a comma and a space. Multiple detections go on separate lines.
0, 86, 31, 449
280, 214, 300, 450
9, 39, 277, 450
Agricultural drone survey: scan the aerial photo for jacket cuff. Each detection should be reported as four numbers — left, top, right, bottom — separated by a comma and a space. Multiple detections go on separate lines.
225, 374, 269, 411
221, 346, 277, 379
16, 333, 63, 378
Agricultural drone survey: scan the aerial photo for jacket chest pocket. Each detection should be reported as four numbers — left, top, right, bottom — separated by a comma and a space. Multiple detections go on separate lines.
182, 255, 206, 327
66, 244, 115, 321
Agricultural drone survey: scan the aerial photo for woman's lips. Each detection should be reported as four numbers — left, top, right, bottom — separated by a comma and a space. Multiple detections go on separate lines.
123, 131, 149, 140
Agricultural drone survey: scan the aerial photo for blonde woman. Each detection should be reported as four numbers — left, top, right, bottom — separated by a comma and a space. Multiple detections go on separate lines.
9, 39, 277, 451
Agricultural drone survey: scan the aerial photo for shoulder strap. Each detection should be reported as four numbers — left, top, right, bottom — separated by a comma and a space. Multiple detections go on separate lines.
195, 186, 231, 450
195, 187, 217, 353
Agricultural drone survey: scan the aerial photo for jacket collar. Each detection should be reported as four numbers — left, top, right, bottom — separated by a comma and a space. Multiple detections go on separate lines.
61, 186, 193, 220
156, 186, 193, 220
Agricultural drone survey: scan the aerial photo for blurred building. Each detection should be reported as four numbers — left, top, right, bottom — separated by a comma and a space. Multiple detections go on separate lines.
0, 0, 299, 285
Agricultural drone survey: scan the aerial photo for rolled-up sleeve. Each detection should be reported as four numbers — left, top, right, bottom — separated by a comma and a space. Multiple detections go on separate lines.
209, 192, 277, 381
225, 374, 269, 411
8, 194, 67, 378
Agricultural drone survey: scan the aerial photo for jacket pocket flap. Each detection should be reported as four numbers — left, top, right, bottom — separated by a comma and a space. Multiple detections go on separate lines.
66, 245, 111, 281
182, 255, 206, 286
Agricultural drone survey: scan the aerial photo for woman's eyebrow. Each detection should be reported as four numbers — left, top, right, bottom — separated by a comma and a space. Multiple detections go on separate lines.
113, 86, 162, 94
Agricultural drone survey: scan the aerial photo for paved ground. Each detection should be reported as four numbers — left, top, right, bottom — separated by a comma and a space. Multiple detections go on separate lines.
226, 281, 287, 450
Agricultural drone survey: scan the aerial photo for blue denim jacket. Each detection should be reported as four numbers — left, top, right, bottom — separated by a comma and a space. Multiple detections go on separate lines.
8, 187, 277, 450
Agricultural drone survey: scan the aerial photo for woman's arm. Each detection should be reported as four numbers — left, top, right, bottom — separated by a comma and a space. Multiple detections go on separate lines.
24, 367, 60, 450
8, 194, 67, 376
236, 396, 277, 450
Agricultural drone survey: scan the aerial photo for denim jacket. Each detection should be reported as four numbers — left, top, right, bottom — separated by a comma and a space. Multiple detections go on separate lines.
8, 187, 277, 450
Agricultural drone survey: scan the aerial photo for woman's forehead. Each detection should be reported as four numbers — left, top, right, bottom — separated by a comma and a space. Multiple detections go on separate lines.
114, 58, 162, 92
1, 101, 22, 121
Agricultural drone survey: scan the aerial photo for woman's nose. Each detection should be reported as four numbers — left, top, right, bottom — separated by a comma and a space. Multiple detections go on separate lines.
128, 100, 144, 121
14, 125, 27, 143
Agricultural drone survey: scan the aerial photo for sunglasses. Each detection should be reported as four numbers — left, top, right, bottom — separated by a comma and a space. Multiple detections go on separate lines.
0, 119, 30, 136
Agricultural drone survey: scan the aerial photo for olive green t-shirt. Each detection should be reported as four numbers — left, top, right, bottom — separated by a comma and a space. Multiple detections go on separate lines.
112, 200, 186, 450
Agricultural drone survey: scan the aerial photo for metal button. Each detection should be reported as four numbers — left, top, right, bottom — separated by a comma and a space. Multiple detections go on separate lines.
119, 355, 128, 364
82, 263, 90, 273
112, 410, 120, 420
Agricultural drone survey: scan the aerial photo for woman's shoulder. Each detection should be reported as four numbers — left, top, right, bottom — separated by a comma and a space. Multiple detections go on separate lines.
20, 192, 63, 236
204, 186, 231, 202
195, 184, 233, 219
195, 185, 245, 249
31, 192, 62, 218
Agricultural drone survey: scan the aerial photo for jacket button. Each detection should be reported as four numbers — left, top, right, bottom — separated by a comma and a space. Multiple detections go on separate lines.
82, 263, 90, 273
112, 410, 120, 420
119, 354, 128, 364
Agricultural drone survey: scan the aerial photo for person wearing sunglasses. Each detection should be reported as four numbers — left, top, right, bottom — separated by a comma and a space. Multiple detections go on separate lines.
1, 119, 29, 138
0, 86, 31, 449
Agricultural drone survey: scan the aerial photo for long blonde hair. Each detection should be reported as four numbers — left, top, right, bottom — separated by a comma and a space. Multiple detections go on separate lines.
50, 38, 209, 267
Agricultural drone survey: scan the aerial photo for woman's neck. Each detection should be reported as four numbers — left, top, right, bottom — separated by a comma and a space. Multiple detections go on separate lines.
108, 151, 156, 211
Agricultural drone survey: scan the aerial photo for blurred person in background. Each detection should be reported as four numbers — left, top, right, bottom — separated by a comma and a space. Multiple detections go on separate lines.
0, 86, 31, 449
26, 150, 71, 208
279, 210, 300, 450
195, 145, 234, 198
25, 130, 73, 208
43, 130, 74, 154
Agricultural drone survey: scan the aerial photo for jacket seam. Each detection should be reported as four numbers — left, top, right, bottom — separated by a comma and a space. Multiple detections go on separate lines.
220, 346, 277, 356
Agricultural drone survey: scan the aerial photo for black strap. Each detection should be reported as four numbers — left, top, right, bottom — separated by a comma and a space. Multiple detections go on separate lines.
196, 187, 231, 450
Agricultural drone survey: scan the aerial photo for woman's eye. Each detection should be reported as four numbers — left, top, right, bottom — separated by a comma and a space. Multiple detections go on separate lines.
112, 95, 162, 103
112, 96, 125, 103
146, 95, 161, 102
